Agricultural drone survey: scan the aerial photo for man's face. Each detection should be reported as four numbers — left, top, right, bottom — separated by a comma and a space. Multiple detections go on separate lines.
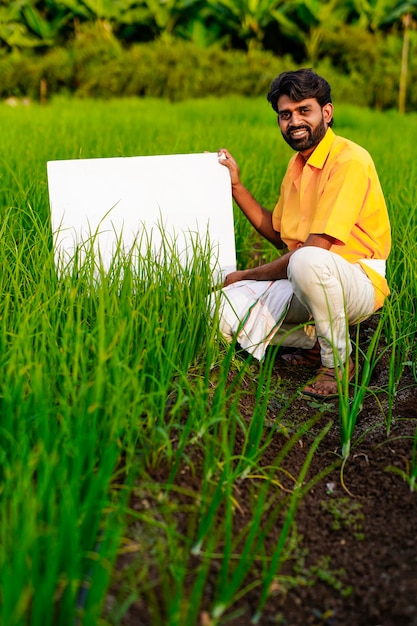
277, 96, 333, 158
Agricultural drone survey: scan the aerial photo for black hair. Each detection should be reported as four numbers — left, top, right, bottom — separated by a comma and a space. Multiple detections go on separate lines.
267, 68, 333, 126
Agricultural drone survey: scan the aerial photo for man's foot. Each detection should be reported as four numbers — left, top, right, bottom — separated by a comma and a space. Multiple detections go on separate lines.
281, 341, 321, 367
302, 359, 355, 399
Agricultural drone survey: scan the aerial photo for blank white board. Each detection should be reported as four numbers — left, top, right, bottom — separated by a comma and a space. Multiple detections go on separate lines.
47, 152, 236, 282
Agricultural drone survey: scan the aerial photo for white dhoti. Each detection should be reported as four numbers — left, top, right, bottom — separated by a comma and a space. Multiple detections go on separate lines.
210, 279, 294, 360
211, 248, 381, 366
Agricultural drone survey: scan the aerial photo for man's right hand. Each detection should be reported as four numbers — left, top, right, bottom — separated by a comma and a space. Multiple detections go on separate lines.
217, 148, 285, 251
218, 149, 241, 188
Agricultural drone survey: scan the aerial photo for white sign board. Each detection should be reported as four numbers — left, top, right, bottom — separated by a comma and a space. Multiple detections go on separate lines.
47, 152, 236, 282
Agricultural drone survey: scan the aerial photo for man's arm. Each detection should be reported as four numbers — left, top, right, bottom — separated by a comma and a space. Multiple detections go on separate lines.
224, 233, 335, 286
218, 149, 285, 249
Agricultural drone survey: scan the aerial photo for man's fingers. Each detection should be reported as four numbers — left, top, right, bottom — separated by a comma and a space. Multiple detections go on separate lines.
218, 149, 233, 163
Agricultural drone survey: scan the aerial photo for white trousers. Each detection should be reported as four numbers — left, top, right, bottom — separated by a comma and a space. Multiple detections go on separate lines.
214, 247, 377, 368
272, 247, 376, 367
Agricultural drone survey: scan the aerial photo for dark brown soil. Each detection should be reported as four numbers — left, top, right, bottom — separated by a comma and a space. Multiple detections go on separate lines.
116, 318, 417, 626
246, 359, 417, 626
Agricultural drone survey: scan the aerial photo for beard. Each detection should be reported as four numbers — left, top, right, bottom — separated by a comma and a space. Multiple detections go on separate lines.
281, 115, 327, 153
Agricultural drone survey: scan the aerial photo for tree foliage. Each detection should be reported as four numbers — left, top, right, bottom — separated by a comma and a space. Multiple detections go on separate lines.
2, 0, 415, 52
1, 0, 417, 111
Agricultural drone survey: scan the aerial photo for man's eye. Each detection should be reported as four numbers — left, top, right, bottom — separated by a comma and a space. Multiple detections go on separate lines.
280, 113, 290, 120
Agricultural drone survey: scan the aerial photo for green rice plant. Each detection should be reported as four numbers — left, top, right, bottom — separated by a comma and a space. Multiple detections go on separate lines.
383, 417, 417, 493
116, 383, 336, 625
382, 298, 416, 431
187, 352, 336, 622
336, 313, 385, 460
335, 299, 411, 465
384, 198, 417, 396
0, 207, 129, 625
0, 200, 220, 624
251, 417, 334, 623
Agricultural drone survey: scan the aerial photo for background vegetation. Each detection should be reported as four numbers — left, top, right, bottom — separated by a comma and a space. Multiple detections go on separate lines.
1, 0, 417, 111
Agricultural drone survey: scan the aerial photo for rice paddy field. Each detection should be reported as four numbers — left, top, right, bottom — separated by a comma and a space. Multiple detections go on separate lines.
0, 96, 416, 626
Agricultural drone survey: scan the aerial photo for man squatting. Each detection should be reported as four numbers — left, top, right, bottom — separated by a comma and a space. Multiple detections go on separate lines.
216, 68, 391, 399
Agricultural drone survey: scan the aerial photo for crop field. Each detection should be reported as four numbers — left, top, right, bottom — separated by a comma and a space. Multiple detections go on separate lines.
0, 96, 416, 626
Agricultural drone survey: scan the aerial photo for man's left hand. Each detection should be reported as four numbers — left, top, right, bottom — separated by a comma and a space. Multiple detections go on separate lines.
224, 270, 248, 287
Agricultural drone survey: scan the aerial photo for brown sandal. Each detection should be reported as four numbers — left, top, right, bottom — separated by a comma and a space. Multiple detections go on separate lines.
302, 359, 356, 399
281, 342, 321, 367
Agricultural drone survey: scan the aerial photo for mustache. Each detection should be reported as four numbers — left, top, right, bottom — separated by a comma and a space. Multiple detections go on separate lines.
287, 125, 310, 134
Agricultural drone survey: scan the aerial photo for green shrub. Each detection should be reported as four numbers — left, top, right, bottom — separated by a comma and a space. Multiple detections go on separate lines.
0, 52, 40, 99
38, 47, 75, 97
71, 22, 124, 96
70, 37, 292, 101
320, 25, 416, 111
120, 41, 291, 101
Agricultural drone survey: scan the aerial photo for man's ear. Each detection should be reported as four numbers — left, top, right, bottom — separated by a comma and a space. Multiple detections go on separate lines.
323, 102, 333, 125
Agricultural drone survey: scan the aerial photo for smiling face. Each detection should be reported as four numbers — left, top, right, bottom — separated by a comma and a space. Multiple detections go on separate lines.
277, 95, 334, 158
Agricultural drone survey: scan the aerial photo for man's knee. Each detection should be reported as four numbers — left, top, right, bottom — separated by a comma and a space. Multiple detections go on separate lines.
288, 246, 330, 288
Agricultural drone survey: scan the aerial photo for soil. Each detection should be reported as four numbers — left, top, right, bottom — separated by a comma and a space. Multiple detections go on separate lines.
240, 357, 417, 626
117, 316, 417, 626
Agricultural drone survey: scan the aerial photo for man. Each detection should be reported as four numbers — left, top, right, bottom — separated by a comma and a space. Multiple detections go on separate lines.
216, 68, 391, 398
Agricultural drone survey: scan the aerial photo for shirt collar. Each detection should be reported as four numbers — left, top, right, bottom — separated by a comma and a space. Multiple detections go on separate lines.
305, 127, 335, 169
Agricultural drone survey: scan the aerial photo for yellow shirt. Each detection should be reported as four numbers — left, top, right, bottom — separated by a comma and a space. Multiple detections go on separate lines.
272, 128, 391, 310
